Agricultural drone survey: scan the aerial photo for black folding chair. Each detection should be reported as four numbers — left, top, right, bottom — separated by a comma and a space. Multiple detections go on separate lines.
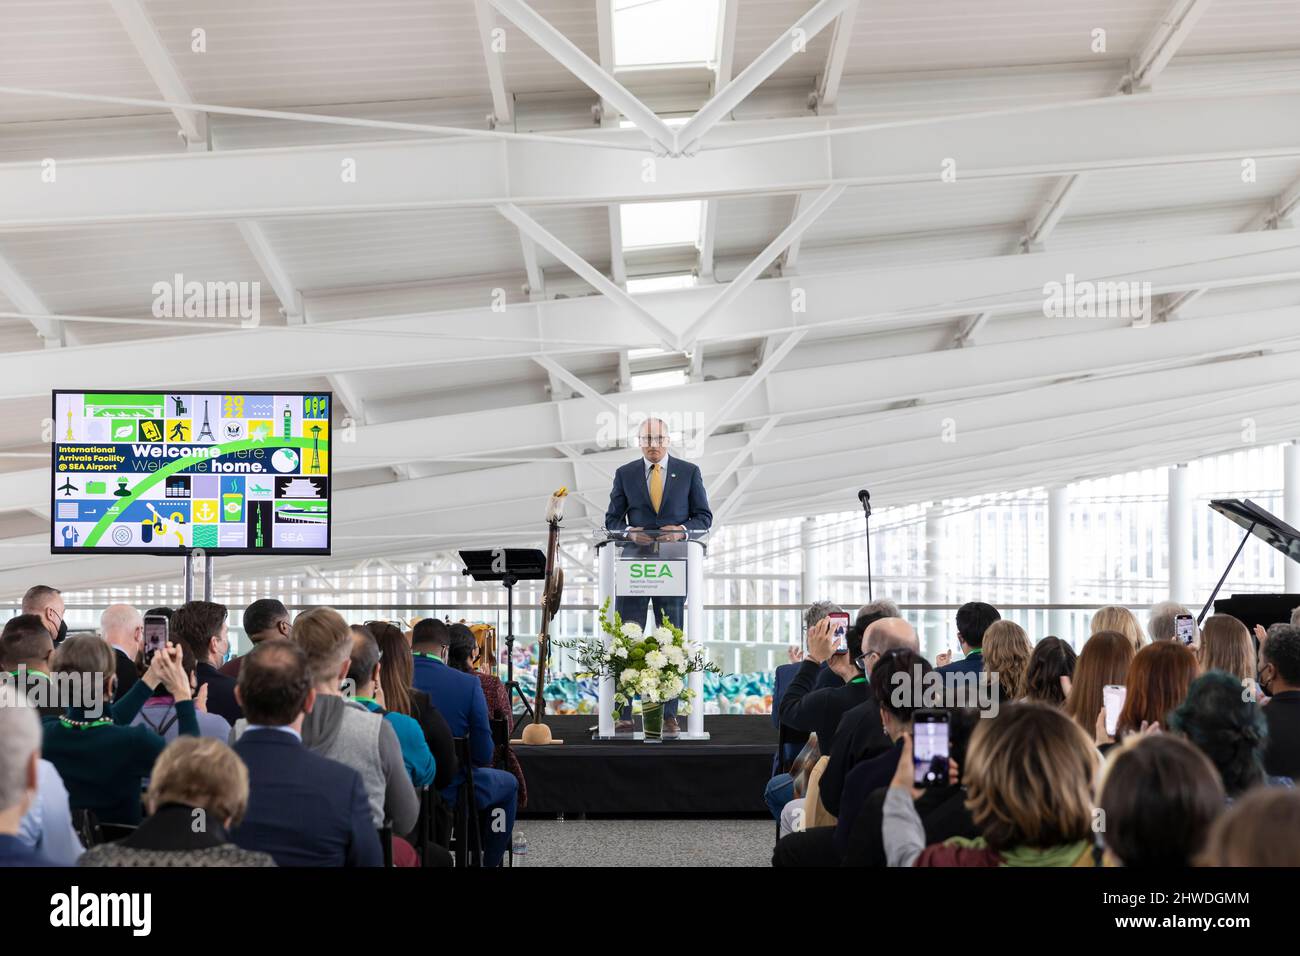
449, 736, 483, 867
378, 826, 394, 867
414, 787, 453, 867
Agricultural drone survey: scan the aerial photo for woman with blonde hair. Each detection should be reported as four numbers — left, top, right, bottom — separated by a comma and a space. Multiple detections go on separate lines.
1091, 606, 1146, 651
1064, 631, 1135, 734
1197, 614, 1255, 691
884, 703, 1100, 866
982, 620, 1033, 701
80, 737, 275, 867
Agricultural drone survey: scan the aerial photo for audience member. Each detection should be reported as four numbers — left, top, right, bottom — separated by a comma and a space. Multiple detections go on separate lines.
936, 601, 1001, 674
1170, 670, 1282, 798
173, 601, 242, 725
346, 627, 435, 788
1064, 630, 1135, 734
1096, 735, 1223, 867
80, 737, 275, 867
221, 599, 290, 679
17, 756, 83, 865
100, 604, 143, 702
1091, 605, 1146, 651
0, 691, 53, 866
1260, 624, 1300, 779
368, 622, 456, 791
1201, 787, 1300, 866
446, 623, 527, 808
885, 702, 1098, 867
410, 616, 518, 867
1112, 641, 1198, 740
816, 616, 919, 819
1, 614, 59, 719
1024, 636, 1076, 706
257, 608, 419, 845
230, 640, 381, 867
42, 638, 195, 825
1148, 601, 1193, 643
132, 640, 231, 742
22, 585, 66, 647
982, 620, 1032, 701
1197, 614, 1256, 692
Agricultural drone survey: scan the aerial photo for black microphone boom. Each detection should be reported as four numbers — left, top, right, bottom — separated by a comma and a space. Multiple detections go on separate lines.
857, 489, 873, 601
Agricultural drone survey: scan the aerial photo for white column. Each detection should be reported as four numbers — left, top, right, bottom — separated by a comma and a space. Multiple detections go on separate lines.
1048, 485, 1071, 641
800, 517, 821, 607
1169, 463, 1193, 604
924, 504, 946, 661
597, 542, 615, 738
1286, 442, 1300, 593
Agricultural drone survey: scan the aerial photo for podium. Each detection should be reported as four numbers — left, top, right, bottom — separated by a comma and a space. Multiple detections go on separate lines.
594, 529, 709, 740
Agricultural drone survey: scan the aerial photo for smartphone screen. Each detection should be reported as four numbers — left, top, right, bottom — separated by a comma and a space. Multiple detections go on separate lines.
1103, 684, 1126, 737
143, 615, 169, 657
912, 710, 950, 787
828, 612, 851, 653
1175, 614, 1195, 645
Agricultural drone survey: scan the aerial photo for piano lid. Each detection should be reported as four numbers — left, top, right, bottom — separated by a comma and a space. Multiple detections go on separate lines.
1208, 498, 1300, 565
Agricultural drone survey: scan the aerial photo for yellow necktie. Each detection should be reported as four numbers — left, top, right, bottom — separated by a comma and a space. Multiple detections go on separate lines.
649, 463, 663, 513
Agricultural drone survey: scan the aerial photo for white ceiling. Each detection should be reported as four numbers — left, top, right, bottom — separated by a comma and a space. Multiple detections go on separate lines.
1, 0, 1299, 596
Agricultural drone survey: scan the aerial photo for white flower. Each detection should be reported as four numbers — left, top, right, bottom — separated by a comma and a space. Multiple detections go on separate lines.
644, 649, 667, 670
620, 622, 643, 639
661, 676, 684, 700
655, 626, 674, 643
612, 646, 628, 659
663, 645, 685, 667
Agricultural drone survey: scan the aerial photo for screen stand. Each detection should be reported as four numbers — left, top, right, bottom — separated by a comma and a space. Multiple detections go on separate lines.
181, 550, 215, 603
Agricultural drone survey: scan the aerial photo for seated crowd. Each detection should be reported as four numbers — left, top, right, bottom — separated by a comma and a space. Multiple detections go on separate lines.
0, 586, 522, 868
769, 598, 1300, 867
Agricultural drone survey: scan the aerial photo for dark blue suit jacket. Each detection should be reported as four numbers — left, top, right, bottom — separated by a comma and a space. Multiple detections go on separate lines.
232, 728, 381, 867
604, 456, 712, 532
936, 652, 984, 677
411, 657, 493, 796
0, 834, 52, 867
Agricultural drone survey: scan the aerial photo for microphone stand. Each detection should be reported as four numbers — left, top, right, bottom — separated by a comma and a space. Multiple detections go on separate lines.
859, 491, 873, 601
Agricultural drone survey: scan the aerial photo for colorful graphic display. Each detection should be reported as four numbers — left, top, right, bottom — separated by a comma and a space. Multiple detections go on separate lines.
51, 391, 332, 555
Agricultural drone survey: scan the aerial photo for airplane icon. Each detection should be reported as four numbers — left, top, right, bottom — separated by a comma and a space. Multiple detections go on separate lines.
57, 479, 78, 497
250, 483, 271, 496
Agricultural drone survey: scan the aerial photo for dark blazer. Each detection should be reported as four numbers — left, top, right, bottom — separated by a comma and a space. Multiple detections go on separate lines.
412, 656, 492, 797
1263, 690, 1300, 779
604, 455, 712, 533
195, 661, 242, 725
0, 834, 53, 867
777, 659, 871, 755
231, 728, 381, 868
818, 693, 893, 817
112, 648, 139, 702
409, 687, 458, 791
936, 651, 984, 678
833, 740, 902, 858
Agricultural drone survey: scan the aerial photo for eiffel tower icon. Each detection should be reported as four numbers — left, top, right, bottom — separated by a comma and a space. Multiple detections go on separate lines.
197, 399, 214, 441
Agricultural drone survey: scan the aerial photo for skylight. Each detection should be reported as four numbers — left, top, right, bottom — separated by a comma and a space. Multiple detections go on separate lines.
620, 200, 703, 250
612, 0, 722, 68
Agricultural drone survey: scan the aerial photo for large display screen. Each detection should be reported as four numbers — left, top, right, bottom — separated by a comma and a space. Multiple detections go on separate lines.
51, 390, 332, 555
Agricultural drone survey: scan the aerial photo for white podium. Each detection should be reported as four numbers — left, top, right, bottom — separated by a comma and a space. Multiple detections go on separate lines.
595, 530, 708, 740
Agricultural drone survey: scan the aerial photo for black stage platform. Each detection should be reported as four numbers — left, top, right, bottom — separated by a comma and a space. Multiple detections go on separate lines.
513, 715, 776, 817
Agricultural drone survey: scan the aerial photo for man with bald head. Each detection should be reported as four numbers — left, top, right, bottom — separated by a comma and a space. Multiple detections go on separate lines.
100, 603, 143, 702
604, 416, 712, 735
817, 615, 922, 819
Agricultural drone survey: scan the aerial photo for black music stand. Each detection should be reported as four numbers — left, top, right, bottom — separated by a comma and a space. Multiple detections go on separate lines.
1201, 499, 1300, 624
459, 548, 547, 732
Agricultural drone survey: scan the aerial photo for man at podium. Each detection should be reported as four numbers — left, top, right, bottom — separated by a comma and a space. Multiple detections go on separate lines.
604, 418, 713, 734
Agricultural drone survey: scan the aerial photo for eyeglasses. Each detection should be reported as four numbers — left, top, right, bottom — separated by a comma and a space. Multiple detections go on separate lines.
638, 436, 669, 447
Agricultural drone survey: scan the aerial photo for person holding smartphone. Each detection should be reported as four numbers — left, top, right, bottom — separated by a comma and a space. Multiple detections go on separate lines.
777, 611, 873, 757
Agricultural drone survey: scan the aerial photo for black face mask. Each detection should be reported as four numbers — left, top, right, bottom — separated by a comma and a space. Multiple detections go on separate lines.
55, 616, 68, 646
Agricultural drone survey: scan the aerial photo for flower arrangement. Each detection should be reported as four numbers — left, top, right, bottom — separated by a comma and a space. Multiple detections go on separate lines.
556, 598, 719, 716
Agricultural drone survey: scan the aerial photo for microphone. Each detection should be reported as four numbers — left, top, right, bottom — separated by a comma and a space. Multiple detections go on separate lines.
857, 489, 873, 599
858, 489, 871, 516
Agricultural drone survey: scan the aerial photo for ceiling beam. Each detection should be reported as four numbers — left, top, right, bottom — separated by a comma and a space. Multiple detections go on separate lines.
474, 0, 514, 127
816, 1, 859, 111
6, 89, 1300, 226
1124, 0, 1216, 92
0, 253, 67, 347
486, 0, 676, 153
107, 0, 208, 147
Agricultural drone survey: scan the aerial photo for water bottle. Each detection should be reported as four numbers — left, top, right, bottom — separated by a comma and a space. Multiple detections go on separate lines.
511, 832, 528, 866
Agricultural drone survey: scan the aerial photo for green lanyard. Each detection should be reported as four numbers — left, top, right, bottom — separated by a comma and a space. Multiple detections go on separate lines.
413, 652, 443, 663
7, 669, 48, 679
59, 716, 112, 730
352, 696, 379, 708
849, 676, 866, 685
